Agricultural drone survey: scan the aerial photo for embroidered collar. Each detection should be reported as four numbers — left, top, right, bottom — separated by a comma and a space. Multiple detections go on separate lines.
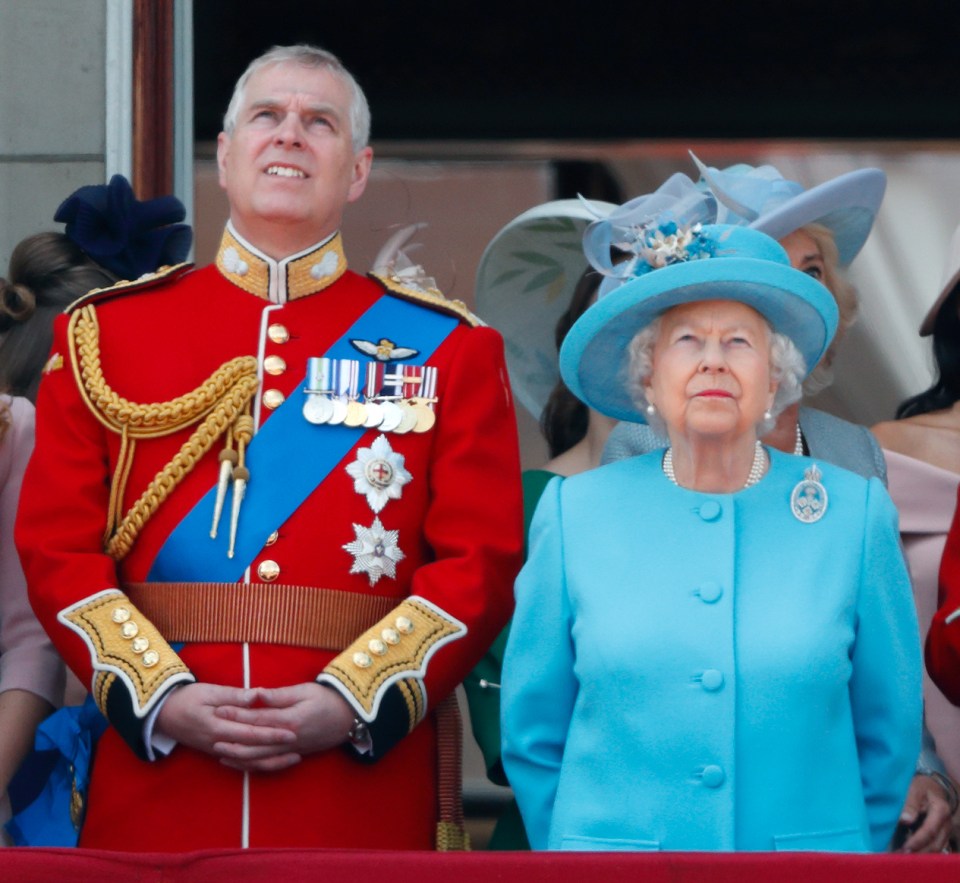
215, 222, 348, 303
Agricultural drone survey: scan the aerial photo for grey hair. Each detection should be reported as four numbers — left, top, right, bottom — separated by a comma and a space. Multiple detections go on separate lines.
627, 315, 806, 436
222, 44, 371, 151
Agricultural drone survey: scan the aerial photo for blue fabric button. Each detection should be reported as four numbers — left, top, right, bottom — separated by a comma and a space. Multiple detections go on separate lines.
701, 669, 724, 691
698, 500, 722, 521
702, 765, 725, 788
698, 581, 723, 603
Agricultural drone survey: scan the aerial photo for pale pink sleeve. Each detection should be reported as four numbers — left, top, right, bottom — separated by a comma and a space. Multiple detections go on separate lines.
0, 397, 65, 705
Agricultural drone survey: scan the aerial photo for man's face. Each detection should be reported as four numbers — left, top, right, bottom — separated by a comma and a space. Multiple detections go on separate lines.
216, 61, 372, 249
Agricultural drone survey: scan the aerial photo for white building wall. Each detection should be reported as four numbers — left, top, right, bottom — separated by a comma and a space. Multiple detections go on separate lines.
0, 0, 108, 270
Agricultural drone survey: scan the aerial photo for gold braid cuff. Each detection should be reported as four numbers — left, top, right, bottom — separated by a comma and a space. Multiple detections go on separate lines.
67, 305, 259, 560
59, 589, 192, 718
320, 596, 466, 721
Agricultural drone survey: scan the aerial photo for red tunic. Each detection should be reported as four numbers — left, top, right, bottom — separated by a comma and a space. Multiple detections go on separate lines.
928, 484, 960, 706
15, 227, 522, 851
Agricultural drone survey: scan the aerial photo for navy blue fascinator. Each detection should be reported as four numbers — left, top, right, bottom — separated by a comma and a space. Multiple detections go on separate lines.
54, 174, 193, 279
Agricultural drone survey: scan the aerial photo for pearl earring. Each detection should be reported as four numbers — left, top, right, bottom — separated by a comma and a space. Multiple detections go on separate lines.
763, 409, 772, 421
646, 403, 656, 417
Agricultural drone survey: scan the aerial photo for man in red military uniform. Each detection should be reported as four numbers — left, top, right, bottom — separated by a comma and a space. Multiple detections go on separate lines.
15, 44, 522, 851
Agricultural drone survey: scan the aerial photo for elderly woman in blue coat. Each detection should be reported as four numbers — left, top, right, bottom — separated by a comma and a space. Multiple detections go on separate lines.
500, 201, 922, 852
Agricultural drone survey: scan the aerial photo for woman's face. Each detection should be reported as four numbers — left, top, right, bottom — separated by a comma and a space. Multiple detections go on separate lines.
644, 299, 778, 443
780, 229, 826, 281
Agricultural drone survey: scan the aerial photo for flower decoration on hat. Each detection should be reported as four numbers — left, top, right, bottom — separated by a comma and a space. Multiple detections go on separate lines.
688, 151, 886, 268
345, 434, 413, 514
371, 222, 441, 294
54, 174, 193, 280
690, 154, 804, 226
581, 172, 719, 296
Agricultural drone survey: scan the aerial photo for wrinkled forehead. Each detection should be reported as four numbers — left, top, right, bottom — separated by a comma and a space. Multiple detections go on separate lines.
240, 60, 350, 110
657, 298, 772, 332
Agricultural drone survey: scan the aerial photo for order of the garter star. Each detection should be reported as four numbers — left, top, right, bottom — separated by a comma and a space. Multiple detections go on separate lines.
343, 517, 405, 586
346, 434, 413, 514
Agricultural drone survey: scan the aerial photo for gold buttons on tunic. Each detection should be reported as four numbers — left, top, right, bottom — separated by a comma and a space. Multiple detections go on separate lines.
353, 651, 373, 669
112, 607, 131, 624
257, 559, 280, 582
267, 324, 290, 344
368, 639, 388, 656
132, 637, 150, 653
262, 388, 285, 409
264, 530, 279, 547
396, 616, 414, 635
382, 628, 400, 646
142, 650, 160, 668
264, 355, 287, 376
120, 621, 139, 639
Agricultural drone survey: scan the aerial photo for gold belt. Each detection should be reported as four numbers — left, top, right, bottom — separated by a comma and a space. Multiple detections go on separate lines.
124, 582, 398, 650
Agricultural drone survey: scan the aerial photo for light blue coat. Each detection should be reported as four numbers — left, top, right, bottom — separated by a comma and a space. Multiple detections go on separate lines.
501, 449, 921, 852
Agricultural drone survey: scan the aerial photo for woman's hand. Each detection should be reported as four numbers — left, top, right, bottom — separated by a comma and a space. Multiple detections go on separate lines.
895, 774, 955, 853
212, 683, 355, 772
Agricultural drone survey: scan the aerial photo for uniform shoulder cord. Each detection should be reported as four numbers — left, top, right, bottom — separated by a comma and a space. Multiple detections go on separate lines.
67, 304, 260, 560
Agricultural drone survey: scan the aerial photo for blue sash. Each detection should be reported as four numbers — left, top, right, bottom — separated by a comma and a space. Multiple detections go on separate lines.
147, 295, 458, 583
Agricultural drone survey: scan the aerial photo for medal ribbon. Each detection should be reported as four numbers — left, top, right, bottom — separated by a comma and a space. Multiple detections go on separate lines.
147, 294, 458, 582
364, 362, 385, 401
402, 365, 423, 398
419, 366, 437, 399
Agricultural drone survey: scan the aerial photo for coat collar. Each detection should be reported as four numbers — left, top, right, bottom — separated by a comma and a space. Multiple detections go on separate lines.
215, 222, 348, 303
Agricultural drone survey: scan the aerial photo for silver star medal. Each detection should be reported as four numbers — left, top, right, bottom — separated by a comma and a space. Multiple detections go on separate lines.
790, 463, 828, 523
343, 517, 405, 586
345, 434, 412, 513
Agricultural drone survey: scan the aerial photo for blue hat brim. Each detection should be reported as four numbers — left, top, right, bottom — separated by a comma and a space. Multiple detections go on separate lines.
559, 228, 839, 423
748, 168, 885, 267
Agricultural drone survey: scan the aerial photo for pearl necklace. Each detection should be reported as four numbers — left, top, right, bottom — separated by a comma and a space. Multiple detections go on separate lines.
662, 439, 767, 489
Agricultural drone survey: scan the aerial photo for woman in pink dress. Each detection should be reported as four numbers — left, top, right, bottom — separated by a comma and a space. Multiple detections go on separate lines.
873, 222, 960, 845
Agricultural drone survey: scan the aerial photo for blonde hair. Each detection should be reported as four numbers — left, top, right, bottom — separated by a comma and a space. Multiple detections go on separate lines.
799, 223, 857, 396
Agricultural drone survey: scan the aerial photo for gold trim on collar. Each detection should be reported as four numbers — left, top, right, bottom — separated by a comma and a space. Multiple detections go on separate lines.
216, 227, 348, 301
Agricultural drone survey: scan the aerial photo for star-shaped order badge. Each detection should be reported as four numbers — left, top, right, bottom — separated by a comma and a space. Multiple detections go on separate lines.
343, 517, 405, 586
345, 434, 413, 514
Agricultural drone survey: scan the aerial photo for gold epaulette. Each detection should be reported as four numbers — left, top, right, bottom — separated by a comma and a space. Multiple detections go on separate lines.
66, 262, 194, 313
370, 271, 484, 328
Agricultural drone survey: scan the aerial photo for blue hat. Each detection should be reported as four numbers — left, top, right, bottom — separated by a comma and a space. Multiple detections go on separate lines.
559, 222, 839, 423
692, 156, 886, 267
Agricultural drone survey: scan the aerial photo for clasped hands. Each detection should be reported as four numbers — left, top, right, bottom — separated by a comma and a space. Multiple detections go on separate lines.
155, 681, 356, 773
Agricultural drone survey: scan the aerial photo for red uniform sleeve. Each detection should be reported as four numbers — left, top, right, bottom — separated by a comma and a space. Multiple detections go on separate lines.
14, 314, 193, 758
926, 483, 960, 706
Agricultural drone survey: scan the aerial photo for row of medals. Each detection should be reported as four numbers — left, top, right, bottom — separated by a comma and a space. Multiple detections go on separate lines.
302, 357, 437, 435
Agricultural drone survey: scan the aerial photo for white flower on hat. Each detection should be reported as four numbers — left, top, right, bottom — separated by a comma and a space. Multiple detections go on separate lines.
638, 224, 703, 268
345, 434, 413, 513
